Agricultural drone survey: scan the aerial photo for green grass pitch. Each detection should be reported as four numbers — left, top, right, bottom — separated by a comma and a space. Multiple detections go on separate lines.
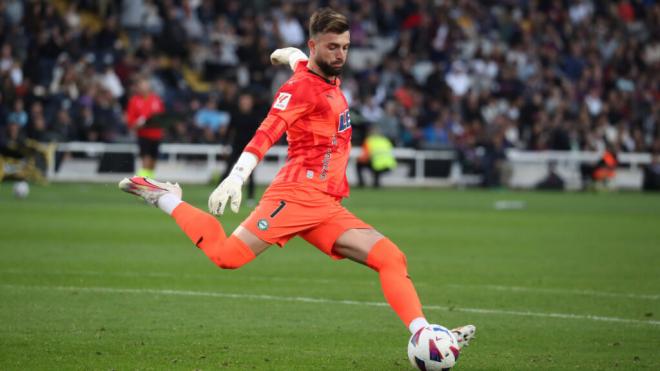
1, 183, 659, 370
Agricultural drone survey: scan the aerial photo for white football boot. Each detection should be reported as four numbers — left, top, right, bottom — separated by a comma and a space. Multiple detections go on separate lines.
451, 324, 476, 350
118, 176, 182, 206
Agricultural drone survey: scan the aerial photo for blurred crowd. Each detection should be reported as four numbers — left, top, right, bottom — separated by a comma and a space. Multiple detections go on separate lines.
1, 0, 659, 161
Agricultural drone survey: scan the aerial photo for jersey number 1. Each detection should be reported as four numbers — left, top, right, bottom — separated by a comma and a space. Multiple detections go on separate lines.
270, 200, 286, 218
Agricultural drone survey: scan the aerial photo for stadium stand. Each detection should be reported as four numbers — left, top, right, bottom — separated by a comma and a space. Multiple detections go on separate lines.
0, 0, 658, 188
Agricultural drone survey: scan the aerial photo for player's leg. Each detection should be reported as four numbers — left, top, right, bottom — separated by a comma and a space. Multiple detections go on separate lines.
137, 155, 155, 178
299, 206, 427, 332
170, 202, 269, 268
118, 176, 269, 269
301, 205, 471, 337
333, 228, 428, 333
137, 138, 158, 178
333, 227, 476, 347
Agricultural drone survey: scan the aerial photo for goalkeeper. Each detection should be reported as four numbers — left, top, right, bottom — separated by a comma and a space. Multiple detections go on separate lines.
120, 7, 475, 356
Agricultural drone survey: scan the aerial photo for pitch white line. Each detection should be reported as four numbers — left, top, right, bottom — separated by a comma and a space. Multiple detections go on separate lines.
446, 284, 660, 300
2, 284, 658, 328
3, 270, 658, 300
0, 269, 354, 285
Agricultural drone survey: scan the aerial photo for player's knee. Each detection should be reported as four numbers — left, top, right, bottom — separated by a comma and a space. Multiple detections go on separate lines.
215, 259, 241, 270
387, 245, 408, 270
212, 235, 256, 270
185, 211, 225, 250
366, 238, 408, 272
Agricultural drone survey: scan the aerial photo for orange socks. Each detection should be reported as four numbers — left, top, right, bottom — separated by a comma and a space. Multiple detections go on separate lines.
171, 202, 255, 269
366, 238, 425, 327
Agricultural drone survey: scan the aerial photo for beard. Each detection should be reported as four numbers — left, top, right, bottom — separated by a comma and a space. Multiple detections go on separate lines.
316, 57, 344, 77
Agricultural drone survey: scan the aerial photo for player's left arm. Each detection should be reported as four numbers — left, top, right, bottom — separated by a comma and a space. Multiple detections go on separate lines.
208, 80, 314, 215
206, 116, 288, 215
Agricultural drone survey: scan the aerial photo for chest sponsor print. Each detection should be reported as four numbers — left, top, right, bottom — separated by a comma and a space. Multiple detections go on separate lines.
338, 109, 351, 132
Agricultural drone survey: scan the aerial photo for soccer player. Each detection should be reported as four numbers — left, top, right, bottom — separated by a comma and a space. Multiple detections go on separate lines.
125, 76, 165, 178
119, 7, 475, 361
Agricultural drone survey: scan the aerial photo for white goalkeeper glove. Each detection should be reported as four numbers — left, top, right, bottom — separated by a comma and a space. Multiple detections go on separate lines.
208, 152, 258, 215
270, 47, 308, 71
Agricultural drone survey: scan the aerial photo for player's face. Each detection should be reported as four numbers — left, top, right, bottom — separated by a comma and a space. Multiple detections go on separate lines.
310, 31, 350, 77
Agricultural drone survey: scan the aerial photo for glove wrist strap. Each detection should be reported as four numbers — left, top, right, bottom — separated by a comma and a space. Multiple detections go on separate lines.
289, 51, 308, 70
229, 152, 258, 183
227, 173, 245, 185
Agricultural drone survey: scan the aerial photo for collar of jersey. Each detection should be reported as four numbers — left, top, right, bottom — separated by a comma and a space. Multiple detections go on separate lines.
305, 68, 339, 86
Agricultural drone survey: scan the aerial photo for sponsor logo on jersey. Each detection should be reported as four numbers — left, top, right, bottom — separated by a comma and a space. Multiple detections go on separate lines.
338, 109, 351, 132
320, 147, 332, 180
273, 92, 292, 110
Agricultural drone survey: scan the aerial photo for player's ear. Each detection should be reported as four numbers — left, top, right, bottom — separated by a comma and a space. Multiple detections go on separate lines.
308, 38, 316, 56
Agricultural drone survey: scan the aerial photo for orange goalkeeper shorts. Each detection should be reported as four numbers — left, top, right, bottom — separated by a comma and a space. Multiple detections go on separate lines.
241, 183, 372, 259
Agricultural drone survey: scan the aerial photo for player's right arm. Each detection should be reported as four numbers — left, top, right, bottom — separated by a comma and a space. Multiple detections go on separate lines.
208, 54, 313, 215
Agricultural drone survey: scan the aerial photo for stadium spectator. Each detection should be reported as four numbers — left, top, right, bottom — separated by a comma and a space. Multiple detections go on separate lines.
97, 56, 124, 99
92, 87, 124, 142
275, 4, 305, 47
119, 0, 145, 46
377, 100, 401, 144
359, 96, 385, 126
193, 96, 230, 143
445, 61, 471, 97
7, 98, 27, 128
0, 120, 24, 159
49, 106, 78, 142
143, 0, 164, 36
643, 151, 660, 191
222, 91, 262, 204
0, 44, 11, 69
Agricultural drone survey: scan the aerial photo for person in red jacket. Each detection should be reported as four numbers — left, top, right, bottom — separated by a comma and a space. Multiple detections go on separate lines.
125, 76, 164, 178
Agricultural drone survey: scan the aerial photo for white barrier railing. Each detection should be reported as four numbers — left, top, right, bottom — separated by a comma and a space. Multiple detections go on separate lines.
50, 142, 458, 186
48, 142, 652, 189
506, 149, 651, 190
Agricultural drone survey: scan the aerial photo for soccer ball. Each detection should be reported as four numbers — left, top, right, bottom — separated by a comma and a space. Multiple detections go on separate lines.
408, 325, 460, 370
13, 181, 30, 199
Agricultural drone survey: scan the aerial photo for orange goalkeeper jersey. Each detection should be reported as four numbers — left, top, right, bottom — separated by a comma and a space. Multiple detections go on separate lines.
245, 63, 352, 198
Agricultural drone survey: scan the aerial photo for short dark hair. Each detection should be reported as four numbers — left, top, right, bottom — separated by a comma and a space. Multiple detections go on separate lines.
309, 8, 349, 38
